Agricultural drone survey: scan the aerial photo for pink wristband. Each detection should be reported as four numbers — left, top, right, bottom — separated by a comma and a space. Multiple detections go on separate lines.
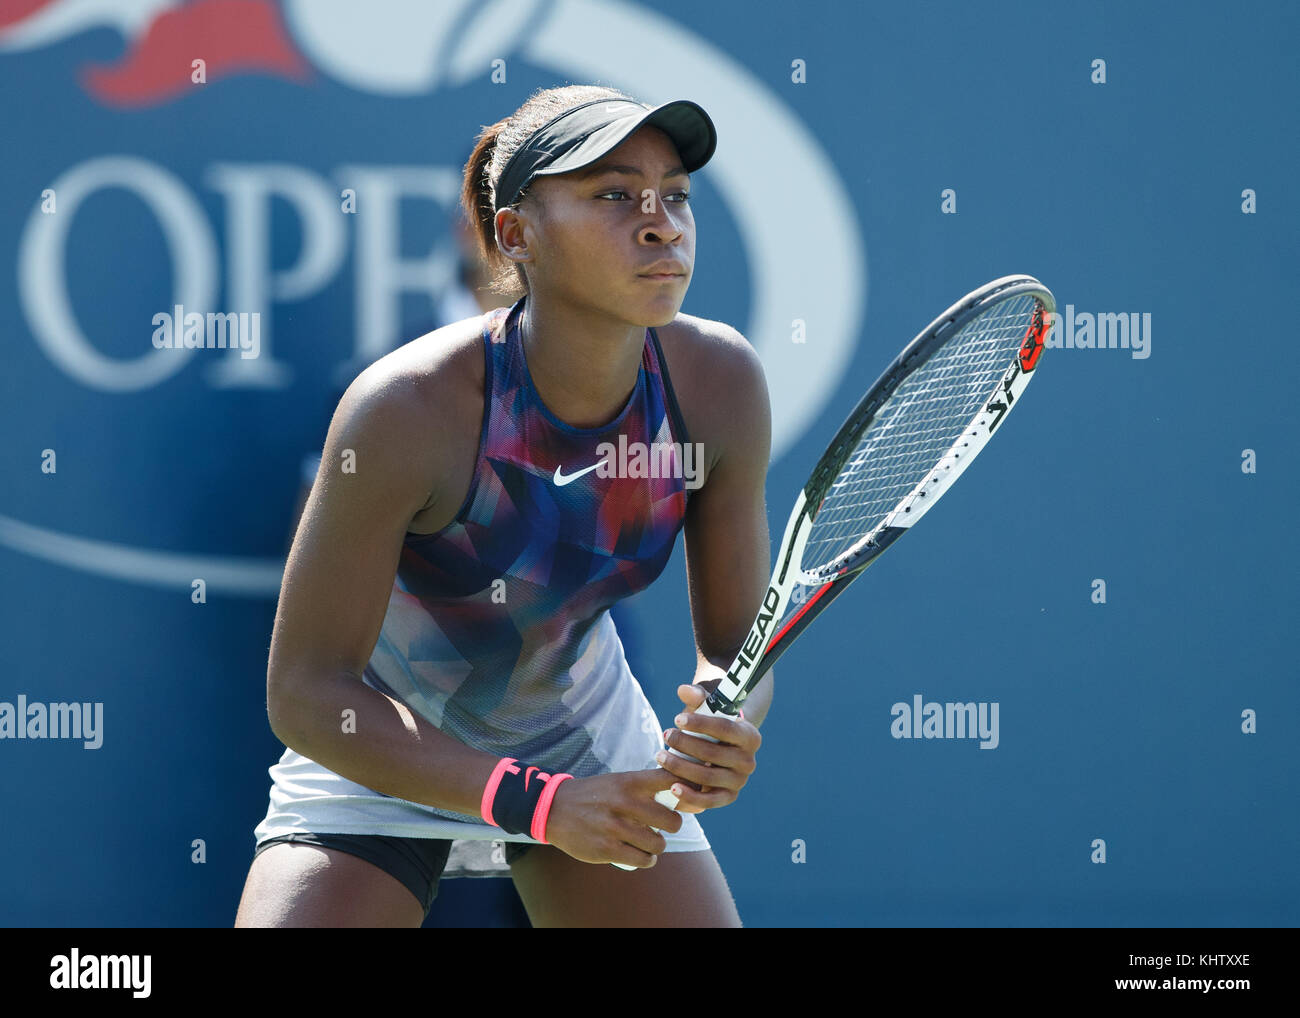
480, 757, 520, 826
529, 772, 574, 843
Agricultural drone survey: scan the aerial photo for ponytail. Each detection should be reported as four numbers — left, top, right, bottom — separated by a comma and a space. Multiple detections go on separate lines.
460, 120, 525, 298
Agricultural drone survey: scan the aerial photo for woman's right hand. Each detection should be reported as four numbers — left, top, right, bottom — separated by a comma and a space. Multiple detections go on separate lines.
542, 770, 685, 868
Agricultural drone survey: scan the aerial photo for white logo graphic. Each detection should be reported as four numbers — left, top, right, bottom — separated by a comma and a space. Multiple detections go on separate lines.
3, 0, 866, 595
553, 460, 606, 486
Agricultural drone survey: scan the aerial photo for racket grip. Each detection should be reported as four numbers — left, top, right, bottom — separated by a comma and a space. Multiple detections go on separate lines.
654, 738, 719, 810
655, 693, 737, 809
612, 743, 717, 871
611, 697, 736, 870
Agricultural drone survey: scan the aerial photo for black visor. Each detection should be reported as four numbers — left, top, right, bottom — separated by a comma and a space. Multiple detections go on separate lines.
495, 97, 717, 210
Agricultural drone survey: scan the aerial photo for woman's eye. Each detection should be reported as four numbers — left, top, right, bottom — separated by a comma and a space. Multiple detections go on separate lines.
596, 190, 691, 203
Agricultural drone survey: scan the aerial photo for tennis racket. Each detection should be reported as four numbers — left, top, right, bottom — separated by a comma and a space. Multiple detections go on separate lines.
654, 273, 1055, 811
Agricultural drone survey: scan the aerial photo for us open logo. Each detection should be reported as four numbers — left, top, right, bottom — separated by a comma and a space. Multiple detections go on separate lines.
2, 0, 864, 597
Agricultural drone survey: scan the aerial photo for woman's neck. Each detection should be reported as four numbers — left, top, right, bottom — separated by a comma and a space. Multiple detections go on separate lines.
519, 294, 648, 430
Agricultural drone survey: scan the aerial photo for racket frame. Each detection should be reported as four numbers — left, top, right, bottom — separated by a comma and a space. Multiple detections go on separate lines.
674, 275, 1055, 729
650, 273, 1053, 822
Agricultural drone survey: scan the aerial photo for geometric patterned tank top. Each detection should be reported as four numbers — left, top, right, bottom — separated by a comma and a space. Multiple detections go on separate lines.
361, 294, 694, 824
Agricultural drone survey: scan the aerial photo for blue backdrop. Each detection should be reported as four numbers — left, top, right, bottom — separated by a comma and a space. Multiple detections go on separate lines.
1, 0, 1295, 927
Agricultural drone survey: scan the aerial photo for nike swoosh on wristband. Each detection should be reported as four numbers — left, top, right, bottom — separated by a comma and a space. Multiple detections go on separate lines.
553, 459, 605, 486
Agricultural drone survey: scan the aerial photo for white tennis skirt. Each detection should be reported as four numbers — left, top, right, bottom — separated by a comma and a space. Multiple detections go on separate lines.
252, 613, 710, 854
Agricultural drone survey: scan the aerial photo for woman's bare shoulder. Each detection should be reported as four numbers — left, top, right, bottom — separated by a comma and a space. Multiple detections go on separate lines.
654, 312, 769, 447
328, 313, 491, 531
358, 313, 489, 408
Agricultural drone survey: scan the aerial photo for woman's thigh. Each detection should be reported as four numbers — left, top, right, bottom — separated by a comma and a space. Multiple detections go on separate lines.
234, 842, 427, 928
509, 846, 741, 928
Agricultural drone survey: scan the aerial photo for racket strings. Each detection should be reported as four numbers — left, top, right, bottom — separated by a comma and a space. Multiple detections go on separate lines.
802, 295, 1041, 575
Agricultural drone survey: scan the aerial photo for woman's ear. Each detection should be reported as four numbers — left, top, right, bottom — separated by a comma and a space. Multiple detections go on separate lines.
494, 207, 529, 264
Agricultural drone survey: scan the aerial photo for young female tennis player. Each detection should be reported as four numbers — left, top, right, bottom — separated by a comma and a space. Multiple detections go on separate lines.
235, 84, 774, 928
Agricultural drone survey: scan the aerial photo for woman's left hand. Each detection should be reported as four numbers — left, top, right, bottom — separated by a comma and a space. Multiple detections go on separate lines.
654, 682, 761, 814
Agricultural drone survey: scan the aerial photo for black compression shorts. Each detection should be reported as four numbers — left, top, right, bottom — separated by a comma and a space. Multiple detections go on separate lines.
252, 833, 534, 918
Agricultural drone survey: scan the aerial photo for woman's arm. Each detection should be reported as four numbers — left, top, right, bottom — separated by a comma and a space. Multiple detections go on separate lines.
657, 324, 773, 811
265, 334, 682, 866
266, 348, 501, 817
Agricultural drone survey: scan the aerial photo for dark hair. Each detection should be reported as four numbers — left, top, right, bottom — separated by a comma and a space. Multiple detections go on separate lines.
460, 83, 640, 299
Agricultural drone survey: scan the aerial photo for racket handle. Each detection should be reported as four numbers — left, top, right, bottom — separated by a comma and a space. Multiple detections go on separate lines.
611, 696, 736, 870
654, 737, 718, 810
612, 742, 716, 871
655, 693, 735, 809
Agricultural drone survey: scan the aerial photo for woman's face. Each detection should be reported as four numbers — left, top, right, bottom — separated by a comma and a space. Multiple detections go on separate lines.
518, 125, 695, 328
